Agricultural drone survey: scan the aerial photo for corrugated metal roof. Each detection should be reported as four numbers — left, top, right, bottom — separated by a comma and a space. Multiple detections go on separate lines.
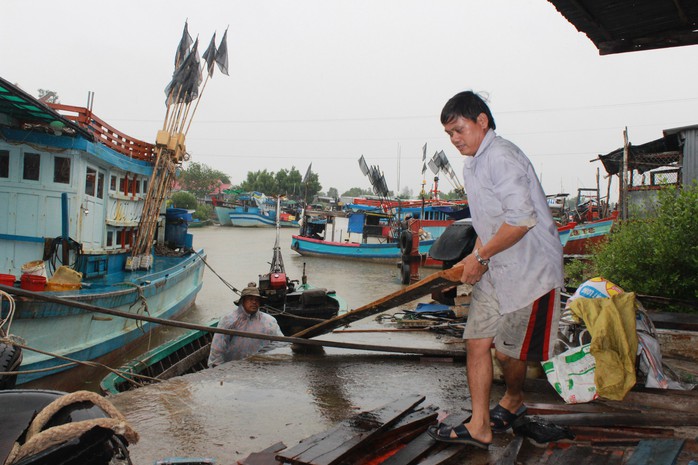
548, 0, 698, 55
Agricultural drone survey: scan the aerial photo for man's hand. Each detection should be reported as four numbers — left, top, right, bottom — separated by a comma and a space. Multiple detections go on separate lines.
459, 252, 487, 285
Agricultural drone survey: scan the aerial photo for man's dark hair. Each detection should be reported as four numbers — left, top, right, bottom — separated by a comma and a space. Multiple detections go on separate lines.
440, 91, 496, 130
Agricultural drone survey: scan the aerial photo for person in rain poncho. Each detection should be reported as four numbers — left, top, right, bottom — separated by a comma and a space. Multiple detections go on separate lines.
207, 282, 284, 367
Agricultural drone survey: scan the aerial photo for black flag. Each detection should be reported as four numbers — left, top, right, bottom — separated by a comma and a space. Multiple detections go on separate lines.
175, 21, 193, 68
165, 38, 202, 105
358, 155, 369, 176
202, 33, 217, 77
216, 28, 229, 76
302, 163, 312, 183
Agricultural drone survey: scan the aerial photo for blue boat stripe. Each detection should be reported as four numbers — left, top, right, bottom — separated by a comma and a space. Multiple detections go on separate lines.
0, 233, 45, 243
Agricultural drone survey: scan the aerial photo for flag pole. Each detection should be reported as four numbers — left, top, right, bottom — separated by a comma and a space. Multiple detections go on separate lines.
184, 73, 211, 136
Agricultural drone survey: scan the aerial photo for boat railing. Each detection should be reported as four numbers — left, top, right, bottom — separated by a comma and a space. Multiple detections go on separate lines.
48, 103, 156, 162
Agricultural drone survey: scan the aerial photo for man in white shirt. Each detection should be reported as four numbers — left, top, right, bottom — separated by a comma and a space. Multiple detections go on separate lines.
429, 91, 564, 449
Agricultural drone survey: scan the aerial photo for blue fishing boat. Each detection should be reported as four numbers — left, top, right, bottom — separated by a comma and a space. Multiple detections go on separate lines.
0, 76, 205, 386
289, 197, 469, 267
214, 192, 300, 227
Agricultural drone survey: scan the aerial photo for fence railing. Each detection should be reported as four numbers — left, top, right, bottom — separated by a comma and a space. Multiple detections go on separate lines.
48, 103, 155, 162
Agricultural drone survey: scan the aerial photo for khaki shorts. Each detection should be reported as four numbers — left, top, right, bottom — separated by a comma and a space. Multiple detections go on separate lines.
463, 285, 560, 362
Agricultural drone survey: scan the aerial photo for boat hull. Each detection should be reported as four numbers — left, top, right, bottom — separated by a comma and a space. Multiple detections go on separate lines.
100, 319, 218, 395
3, 251, 206, 385
563, 217, 616, 255
291, 235, 435, 263
230, 212, 298, 228
215, 206, 234, 226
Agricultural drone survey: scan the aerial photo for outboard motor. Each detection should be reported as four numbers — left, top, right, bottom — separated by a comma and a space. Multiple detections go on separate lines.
428, 219, 477, 304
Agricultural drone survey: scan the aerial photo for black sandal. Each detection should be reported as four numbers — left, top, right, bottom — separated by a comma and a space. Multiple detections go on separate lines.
427, 424, 490, 449
490, 404, 527, 433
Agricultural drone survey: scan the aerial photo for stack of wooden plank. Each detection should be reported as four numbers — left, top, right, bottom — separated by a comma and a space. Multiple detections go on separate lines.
237, 394, 472, 465
238, 394, 698, 465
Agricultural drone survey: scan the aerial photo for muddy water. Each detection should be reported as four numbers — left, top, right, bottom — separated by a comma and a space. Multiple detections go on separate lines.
185, 224, 423, 323
104, 225, 498, 464
32, 224, 429, 392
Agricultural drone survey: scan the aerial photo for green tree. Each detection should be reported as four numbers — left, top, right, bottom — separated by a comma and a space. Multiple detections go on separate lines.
342, 187, 373, 197
275, 167, 303, 196
179, 162, 231, 200
327, 187, 339, 199
240, 169, 277, 194
593, 183, 698, 301
194, 203, 214, 221
170, 191, 198, 209
397, 186, 414, 199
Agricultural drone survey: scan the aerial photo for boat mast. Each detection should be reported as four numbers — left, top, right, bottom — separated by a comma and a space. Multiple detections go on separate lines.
129, 23, 228, 270
270, 196, 285, 274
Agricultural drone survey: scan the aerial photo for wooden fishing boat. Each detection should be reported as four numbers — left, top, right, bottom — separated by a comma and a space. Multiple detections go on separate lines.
100, 319, 219, 395
563, 211, 619, 255
0, 76, 207, 387
557, 221, 577, 247
187, 218, 214, 228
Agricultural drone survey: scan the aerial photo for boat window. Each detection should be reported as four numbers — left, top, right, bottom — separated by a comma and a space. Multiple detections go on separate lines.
85, 166, 96, 196
134, 178, 140, 194
53, 156, 71, 184
142, 179, 148, 193
0, 150, 8, 178
119, 177, 126, 194
110, 175, 117, 191
107, 230, 114, 247
97, 172, 105, 199
23, 152, 40, 181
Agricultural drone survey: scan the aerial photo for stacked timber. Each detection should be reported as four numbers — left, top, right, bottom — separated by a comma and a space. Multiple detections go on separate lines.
239, 394, 698, 465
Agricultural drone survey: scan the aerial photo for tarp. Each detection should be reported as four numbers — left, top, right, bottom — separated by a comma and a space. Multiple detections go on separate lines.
348, 213, 365, 234
598, 133, 681, 175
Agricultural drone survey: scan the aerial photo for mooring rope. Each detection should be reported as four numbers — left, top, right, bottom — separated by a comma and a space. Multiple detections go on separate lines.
0, 335, 167, 388
0, 284, 468, 361
189, 248, 242, 295
0, 289, 16, 335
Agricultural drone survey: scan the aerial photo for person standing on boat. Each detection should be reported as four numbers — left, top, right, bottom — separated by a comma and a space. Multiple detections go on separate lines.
429, 91, 563, 448
207, 283, 284, 367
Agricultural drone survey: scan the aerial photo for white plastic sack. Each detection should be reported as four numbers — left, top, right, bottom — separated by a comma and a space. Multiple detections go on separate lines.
542, 343, 599, 404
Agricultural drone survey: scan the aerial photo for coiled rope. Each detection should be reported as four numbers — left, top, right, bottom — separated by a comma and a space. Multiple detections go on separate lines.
5, 390, 138, 465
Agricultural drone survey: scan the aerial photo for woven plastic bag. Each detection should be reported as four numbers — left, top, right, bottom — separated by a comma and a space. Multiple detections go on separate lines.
542, 343, 599, 404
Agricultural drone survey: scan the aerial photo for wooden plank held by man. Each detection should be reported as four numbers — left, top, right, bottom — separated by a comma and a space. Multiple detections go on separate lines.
292, 265, 464, 339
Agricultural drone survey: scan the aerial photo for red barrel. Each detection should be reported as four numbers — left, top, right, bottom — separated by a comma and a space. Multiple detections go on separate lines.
0, 274, 15, 287
21, 274, 46, 291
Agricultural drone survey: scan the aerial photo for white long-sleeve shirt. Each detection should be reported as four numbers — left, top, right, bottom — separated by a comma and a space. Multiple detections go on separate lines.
463, 129, 564, 313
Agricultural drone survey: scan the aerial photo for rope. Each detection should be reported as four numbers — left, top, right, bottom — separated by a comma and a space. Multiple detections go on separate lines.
0, 337, 165, 388
5, 390, 138, 465
0, 289, 16, 335
189, 248, 241, 295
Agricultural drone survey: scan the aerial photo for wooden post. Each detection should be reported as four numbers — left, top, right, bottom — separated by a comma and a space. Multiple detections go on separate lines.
622, 127, 629, 220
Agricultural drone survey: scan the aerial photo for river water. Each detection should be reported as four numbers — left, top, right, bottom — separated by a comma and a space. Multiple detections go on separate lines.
184, 224, 416, 324
54, 224, 429, 391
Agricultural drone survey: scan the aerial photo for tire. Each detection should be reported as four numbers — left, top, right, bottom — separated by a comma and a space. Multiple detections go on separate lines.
399, 230, 413, 254
400, 261, 411, 285
0, 342, 22, 390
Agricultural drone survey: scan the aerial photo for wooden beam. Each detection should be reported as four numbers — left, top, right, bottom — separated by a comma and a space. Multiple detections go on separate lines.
292, 265, 463, 339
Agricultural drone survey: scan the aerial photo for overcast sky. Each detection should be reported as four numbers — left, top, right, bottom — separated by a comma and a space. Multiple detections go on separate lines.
2, 1, 696, 200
